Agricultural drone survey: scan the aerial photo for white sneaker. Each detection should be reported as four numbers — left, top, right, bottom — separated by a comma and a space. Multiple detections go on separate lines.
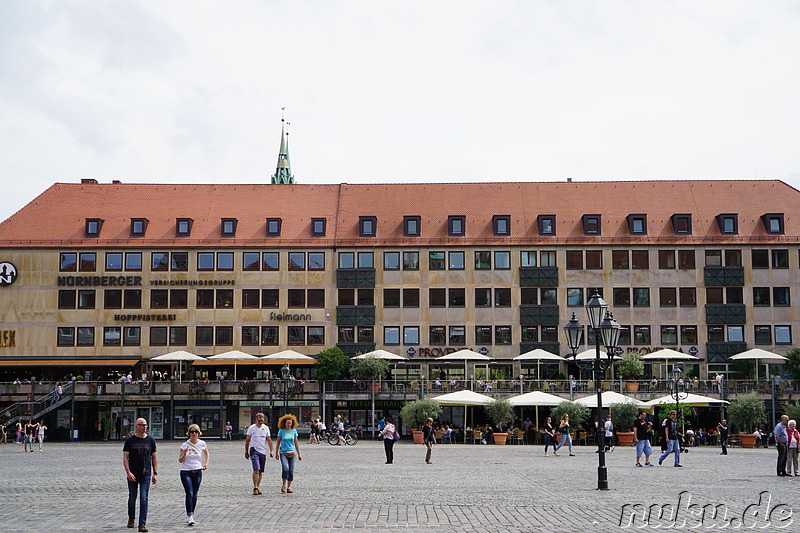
187, 515, 195, 526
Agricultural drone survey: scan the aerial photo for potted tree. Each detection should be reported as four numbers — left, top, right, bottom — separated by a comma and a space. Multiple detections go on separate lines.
482, 398, 515, 445
314, 347, 351, 382
728, 392, 767, 448
610, 401, 641, 447
399, 398, 443, 444
350, 354, 389, 393
616, 352, 644, 392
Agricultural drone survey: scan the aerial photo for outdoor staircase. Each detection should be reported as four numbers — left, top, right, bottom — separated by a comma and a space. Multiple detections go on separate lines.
1, 382, 74, 426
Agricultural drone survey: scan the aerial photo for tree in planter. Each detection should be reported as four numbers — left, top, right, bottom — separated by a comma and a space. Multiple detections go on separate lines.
483, 399, 514, 431
610, 402, 641, 432
549, 401, 590, 428
655, 402, 691, 430
350, 355, 389, 382
727, 392, 766, 434
314, 347, 350, 382
616, 352, 644, 389
399, 399, 443, 430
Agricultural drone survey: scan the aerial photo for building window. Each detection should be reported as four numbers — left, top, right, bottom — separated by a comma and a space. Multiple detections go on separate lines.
289, 252, 305, 271
129, 218, 148, 237
242, 326, 260, 346
582, 214, 601, 235
448, 288, 466, 307
106, 252, 122, 271
680, 326, 697, 344
197, 252, 214, 271
170, 289, 188, 309
429, 288, 446, 307
633, 326, 651, 345
403, 252, 419, 270
217, 252, 233, 271
357, 326, 374, 343
567, 288, 584, 307
540, 251, 556, 267
493, 215, 511, 236
773, 287, 790, 306
260, 252, 277, 270
74, 327, 94, 346
775, 326, 792, 344
475, 251, 491, 270
221, 218, 237, 237
404, 216, 421, 237
403, 326, 419, 345
357, 252, 373, 269
585, 251, 602, 269
58, 290, 76, 309
196, 326, 213, 345
338, 252, 355, 269
475, 288, 491, 307
566, 251, 583, 270
631, 250, 649, 269
359, 216, 377, 237
541, 288, 557, 305
287, 326, 305, 346
176, 218, 193, 237
125, 252, 142, 271
613, 288, 630, 307
197, 290, 214, 309
494, 288, 511, 307
170, 326, 187, 346
171, 252, 188, 271
495, 326, 512, 345
752, 250, 769, 269
538, 215, 556, 236
57, 327, 75, 346
449, 326, 466, 345
403, 288, 419, 308
761, 213, 784, 235
60, 253, 77, 272
661, 325, 678, 345
449, 251, 465, 270
123, 290, 142, 309
104, 290, 122, 309
727, 325, 744, 343
612, 251, 629, 269
541, 326, 558, 342
494, 251, 511, 270
266, 218, 282, 237
124, 327, 141, 346
475, 326, 492, 345
754, 325, 772, 345
151, 252, 169, 271
772, 249, 789, 269
678, 250, 695, 269
707, 325, 724, 342
448, 215, 466, 236
384, 252, 400, 271
679, 288, 696, 306
627, 214, 647, 235
429, 326, 446, 345
79, 252, 96, 272
658, 250, 675, 269
262, 326, 279, 345
85, 218, 103, 237
716, 214, 738, 235
243, 252, 260, 272
618, 326, 631, 345
242, 289, 260, 309
633, 288, 650, 307
521, 326, 538, 343
753, 287, 770, 306
216, 289, 233, 308
311, 218, 326, 236
520, 251, 536, 267
288, 289, 306, 308
429, 252, 445, 270
308, 326, 325, 345
671, 214, 692, 235
659, 288, 677, 307
150, 290, 168, 309
383, 289, 400, 308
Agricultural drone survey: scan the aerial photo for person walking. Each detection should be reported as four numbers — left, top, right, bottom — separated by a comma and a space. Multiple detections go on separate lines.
36, 419, 47, 452
774, 415, 790, 476
275, 414, 302, 493
718, 419, 729, 455
603, 414, 614, 452
308, 418, 320, 444
335, 415, 346, 446
122, 417, 158, 532
24, 419, 36, 452
633, 412, 654, 466
379, 416, 397, 464
1, 423, 6, 444
179, 423, 209, 526
15, 420, 23, 444
543, 417, 556, 456
786, 419, 800, 477
553, 414, 574, 456
244, 412, 274, 495
224, 421, 233, 440
658, 410, 682, 467
422, 418, 437, 464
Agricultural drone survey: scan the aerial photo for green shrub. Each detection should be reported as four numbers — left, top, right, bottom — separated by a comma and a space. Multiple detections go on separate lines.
482, 398, 514, 428
609, 402, 641, 432
350, 355, 389, 381
616, 352, 644, 380
727, 392, 767, 433
549, 401, 590, 428
314, 347, 350, 381
399, 398, 443, 429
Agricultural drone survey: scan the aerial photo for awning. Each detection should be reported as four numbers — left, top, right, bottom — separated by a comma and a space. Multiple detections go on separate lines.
0, 358, 140, 367
192, 358, 315, 366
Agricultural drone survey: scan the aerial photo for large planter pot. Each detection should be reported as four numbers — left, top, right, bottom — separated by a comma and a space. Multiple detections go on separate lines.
616, 432, 635, 447
493, 432, 508, 445
412, 430, 424, 444
740, 433, 758, 448
625, 381, 639, 393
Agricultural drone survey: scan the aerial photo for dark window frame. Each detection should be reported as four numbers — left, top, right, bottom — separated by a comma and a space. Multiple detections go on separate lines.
176, 218, 193, 237
85, 218, 103, 238
311, 218, 327, 237
671, 214, 692, 235
761, 213, 785, 235
221, 218, 238, 237
266, 217, 282, 237
537, 214, 556, 236
627, 214, 647, 235
582, 214, 602, 235
493, 215, 511, 236
130, 218, 148, 237
403, 216, 421, 237
448, 215, 466, 237
716, 213, 738, 235
359, 216, 377, 237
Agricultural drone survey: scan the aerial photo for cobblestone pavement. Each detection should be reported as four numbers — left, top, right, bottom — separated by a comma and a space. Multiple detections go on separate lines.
1, 440, 797, 532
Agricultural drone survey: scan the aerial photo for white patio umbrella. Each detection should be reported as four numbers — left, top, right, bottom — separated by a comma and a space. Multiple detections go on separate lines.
508, 390, 564, 433
642, 348, 701, 379
149, 350, 206, 382
431, 389, 494, 430
514, 349, 564, 381
435, 349, 492, 382
207, 350, 260, 380
645, 393, 729, 408
575, 390, 648, 408
353, 349, 406, 361
572, 349, 622, 361
728, 348, 788, 382
261, 349, 316, 361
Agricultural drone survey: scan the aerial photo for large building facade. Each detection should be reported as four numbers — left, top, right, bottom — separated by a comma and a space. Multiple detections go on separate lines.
1, 178, 799, 437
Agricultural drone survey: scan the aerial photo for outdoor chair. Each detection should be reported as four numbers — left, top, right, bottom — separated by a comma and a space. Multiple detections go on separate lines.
472, 429, 483, 444
512, 429, 525, 445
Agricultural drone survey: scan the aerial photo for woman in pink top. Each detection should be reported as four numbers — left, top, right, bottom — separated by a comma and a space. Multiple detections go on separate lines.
786, 420, 800, 476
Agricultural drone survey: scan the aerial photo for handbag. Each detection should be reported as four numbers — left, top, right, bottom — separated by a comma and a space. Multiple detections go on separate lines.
393, 430, 401, 441
283, 450, 296, 458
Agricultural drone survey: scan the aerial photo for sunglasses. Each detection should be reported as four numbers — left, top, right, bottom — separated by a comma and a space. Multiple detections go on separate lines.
189, 430, 199, 434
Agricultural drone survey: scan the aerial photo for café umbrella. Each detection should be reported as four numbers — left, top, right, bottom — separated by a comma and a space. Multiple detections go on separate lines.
206, 350, 260, 381
149, 350, 206, 382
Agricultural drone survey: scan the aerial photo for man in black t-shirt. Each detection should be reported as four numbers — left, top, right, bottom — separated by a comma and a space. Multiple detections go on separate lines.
718, 419, 729, 455
658, 411, 682, 467
633, 411, 653, 466
123, 418, 158, 532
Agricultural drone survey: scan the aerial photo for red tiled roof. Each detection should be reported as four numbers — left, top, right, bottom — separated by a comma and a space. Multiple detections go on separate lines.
0, 180, 798, 247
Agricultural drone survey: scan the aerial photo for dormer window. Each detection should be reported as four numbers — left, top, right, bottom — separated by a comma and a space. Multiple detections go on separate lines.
266, 218, 282, 237
311, 218, 326, 237
627, 214, 647, 235
538, 215, 556, 236
582, 214, 601, 235
404, 216, 421, 237
762, 213, 784, 235
176, 218, 193, 237
493, 215, 511, 236
221, 218, 237, 237
716, 214, 738, 235
130, 218, 148, 237
85, 218, 103, 238
359, 216, 377, 237
671, 214, 692, 235
448, 215, 466, 237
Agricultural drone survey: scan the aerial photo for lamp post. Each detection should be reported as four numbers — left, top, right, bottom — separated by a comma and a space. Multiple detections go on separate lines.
670, 363, 689, 447
563, 291, 620, 491
277, 363, 297, 416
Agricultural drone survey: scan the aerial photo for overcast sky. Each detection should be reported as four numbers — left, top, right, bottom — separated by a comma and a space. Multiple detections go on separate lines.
1, 1, 799, 223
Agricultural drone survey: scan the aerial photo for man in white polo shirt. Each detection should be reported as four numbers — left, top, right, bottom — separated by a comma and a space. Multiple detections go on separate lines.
244, 413, 274, 495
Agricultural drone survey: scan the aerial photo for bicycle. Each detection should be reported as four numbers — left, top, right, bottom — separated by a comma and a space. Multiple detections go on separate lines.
328, 428, 358, 446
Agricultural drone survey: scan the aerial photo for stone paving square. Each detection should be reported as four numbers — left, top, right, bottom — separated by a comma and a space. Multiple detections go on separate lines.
0, 440, 797, 532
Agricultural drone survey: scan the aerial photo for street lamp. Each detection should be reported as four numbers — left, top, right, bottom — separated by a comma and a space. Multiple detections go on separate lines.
278, 363, 297, 415
563, 291, 621, 491
670, 363, 689, 448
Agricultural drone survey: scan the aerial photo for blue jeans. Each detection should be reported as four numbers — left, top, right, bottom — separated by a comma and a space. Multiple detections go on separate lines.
127, 475, 151, 525
280, 452, 296, 481
659, 439, 681, 466
635, 439, 652, 460
554, 433, 572, 452
180, 470, 203, 515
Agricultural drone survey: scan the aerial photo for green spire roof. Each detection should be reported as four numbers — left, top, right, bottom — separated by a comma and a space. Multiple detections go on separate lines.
271, 111, 295, 184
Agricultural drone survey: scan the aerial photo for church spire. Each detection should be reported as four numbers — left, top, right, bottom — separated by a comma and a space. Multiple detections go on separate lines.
271, 108, 295, 184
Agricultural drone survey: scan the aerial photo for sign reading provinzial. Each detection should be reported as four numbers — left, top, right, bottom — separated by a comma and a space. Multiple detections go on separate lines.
0, 262, 17, 286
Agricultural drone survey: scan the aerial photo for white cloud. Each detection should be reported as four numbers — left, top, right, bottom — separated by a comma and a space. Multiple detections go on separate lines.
1, 0, 799, 221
